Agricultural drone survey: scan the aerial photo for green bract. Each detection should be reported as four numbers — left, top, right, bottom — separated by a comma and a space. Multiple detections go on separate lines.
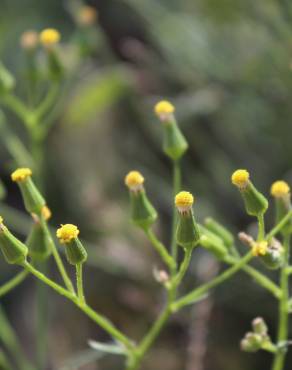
129, 190, 157, 229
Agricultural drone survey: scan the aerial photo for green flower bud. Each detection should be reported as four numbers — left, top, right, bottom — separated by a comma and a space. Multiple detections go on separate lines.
11, 168, 45, 215
0, 217, 28, 264
270, 181, 292, 236
259, 239, 284, 270
154, 101, 188, 161
204, 217, 234, 249
0, 62, 15, 95
252, 317, 268, 336
125, 171, 157, 230
26, 222, 51, 261
56, 224, 87, 265
47, 49, 64, 81
240, 332, 263, 352
199, 233, 228, 261
231, 169, 268, 217
175, 191, 200, 250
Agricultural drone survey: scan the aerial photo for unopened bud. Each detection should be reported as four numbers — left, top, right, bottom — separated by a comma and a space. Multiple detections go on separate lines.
252, 317, 268, 336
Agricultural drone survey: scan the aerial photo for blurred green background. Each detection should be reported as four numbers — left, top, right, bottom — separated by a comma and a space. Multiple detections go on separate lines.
1, 0, 292, 369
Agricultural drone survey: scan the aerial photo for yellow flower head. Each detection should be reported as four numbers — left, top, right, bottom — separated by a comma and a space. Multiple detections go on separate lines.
231, 169, 250, 189
20, 30, 39, 49
270, 180, 290, 198
11, 168, 32, 182
39, 28, 60, 47
78, 5, 97, 26
41, 206, 52, 221
56, 224, 79, 244
175, 191, 194, 212
125, 171, 144, 190
252, 241, 268, 257
154, 100, 175, 120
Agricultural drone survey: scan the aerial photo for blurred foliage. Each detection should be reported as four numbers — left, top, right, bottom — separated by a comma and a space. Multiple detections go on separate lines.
1, 0, 292, 369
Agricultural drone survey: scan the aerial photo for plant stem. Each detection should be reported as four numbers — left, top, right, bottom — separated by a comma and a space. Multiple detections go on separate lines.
172, 252, 253, 311
144, 228, 175, 270
170, 159, 181, 273
76, 263, 86, 304
266, 210, 292, 241
257, 213, 265, 241
272, 235, 290, 370
0, 270, 29, 298
173, 247, 192, 287
39, 218, 75, 294
22, 261, 134, 351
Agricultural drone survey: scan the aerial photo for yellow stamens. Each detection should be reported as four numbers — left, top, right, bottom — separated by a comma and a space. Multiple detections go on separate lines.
56, 224, 79, 244
125, 171, 144, 189
41, 206, 52, 221
154, 100, 175, 118
231, 169, 250, 189
39, 28, 60, 47
252, 241, 268, 256
270, 180, 290, 198
175, 191, 194, 212
11, 168, 32, 182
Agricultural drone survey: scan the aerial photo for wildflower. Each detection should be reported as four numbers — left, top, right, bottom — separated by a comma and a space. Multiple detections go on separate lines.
125, 171, 157, 229
78, 6, 97, 26
252, 241, 268, 256
11, 168, 45, 215
20, 30, 38, 50
39, 28, 60, 48
0, 217, 28, 264
175, 191, 200, 250
271, 180, 291, 236
154, 100, 188, 161
231, 169, 268, 217
56, 224, 87, 265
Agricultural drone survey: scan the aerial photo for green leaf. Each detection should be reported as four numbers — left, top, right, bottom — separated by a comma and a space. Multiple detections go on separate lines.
88, 339, 126, 356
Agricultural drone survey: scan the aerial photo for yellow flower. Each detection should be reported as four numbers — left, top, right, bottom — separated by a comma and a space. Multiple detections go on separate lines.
125, 171, 144, 189
252, 241, 268, 256
39, 28, 60, 47
154, 100, 175, 118
175, 191, 194, 212
11, 168, 32, 182
20, 30, 38, 49
56, 224, 80, 244
231, 169, 250, 189
78, 5, 97, 26
41, 206, 52, 221
270, 180, 290, 198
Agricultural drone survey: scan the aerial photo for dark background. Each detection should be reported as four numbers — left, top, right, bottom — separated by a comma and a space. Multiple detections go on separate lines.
0, 0, 292, 369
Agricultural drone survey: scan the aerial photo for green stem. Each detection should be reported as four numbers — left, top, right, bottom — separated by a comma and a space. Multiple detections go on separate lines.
257, 213, 265, 241
267, 210, 292, 241
172, 252, 253, 312
144, 228, 175, 270
76, 263, 86, 304
2, 94, 30, 125
0, 270, 29, 298
22, 261, 134, 351
272, 235, 290, 370
170, 160, 181, 273
34, 83, 59, 122
39, 218, 75, 294
173, 247, 192, 287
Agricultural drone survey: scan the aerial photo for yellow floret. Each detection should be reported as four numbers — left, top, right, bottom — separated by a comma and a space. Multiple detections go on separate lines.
79, 5, 97, 25
11, 168, 32, 182
154, 100, 175, 117
125, 171, 144, 188
231, 169, 250, 188
175, 191, 194, 208
252, 241, 268, 257
56, 224, 79, 244
270, 180, 290, 198
39, 28, 60, 47
41, 206, 52, 221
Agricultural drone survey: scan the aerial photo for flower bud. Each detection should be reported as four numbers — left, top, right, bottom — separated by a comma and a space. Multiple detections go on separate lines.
125, 171, 157, 229
175, 191, 200, 250
0, 62, 15, 95
154, 101, 188, 161
259, 238, 284, 270
204, 217, 234, 249
270, 180, 292, 236
11, 168, 45, 215
26, 221, 51, 261
20, 30, 39, 50
199, 233, 228, 261
77, 6, 97, 26
39, 29, 63, 80
39, 28, 60, 48
252, 317, 268, 336
56, 224, 87, 265
240, 332, 263, 352
231, 169, 268, 217
0, 217, 28, 264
